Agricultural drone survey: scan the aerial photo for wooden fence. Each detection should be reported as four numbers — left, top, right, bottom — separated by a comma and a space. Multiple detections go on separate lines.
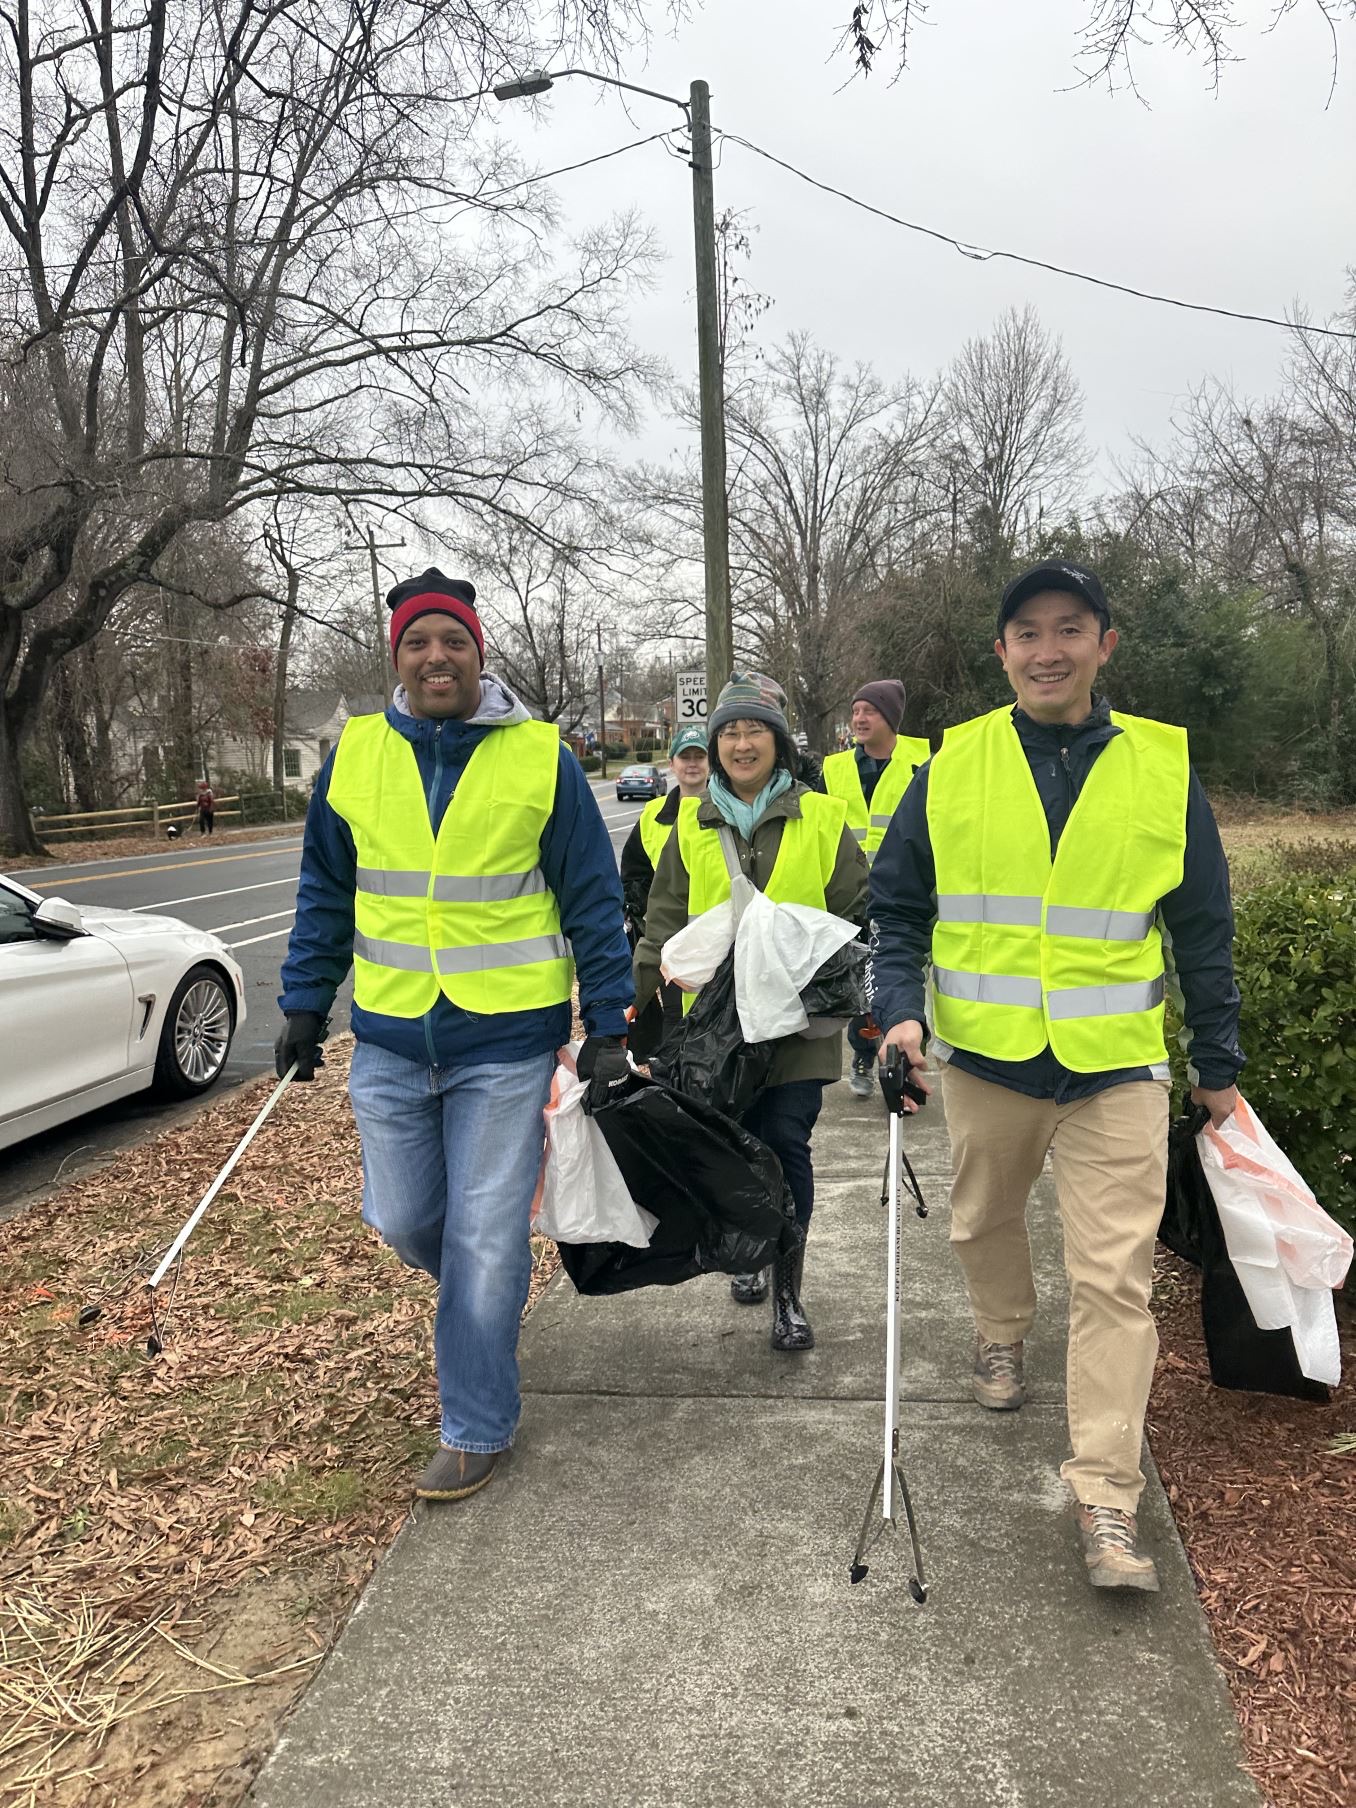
29, 796, 243, 842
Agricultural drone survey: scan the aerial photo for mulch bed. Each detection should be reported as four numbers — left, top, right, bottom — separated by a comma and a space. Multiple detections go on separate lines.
0, 1044, 558, 1806
1148, 1255, 1355, 1808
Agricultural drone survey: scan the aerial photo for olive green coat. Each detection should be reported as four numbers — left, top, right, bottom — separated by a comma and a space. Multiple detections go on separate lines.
633, 783, 870, 1086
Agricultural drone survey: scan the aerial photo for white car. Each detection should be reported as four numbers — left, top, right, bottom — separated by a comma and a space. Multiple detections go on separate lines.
0, 872, 245, 1152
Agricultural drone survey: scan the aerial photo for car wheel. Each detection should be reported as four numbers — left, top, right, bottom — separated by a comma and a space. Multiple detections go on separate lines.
153, 964, 235, 1099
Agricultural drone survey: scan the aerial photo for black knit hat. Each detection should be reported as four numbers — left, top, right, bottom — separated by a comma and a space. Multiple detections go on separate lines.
386, 568, 483, 664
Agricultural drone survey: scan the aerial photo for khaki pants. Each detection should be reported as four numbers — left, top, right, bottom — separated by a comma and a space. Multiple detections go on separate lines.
941, 1063, 1170, 1513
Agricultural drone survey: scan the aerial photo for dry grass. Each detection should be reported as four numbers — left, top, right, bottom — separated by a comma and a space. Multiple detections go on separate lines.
0, 1042, 558, 1806
3, 826, 301, 873
1149, 1256, 1356, 1808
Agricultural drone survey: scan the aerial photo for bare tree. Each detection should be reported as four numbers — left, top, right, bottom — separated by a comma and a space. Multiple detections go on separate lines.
638, 334, 939, 750
468, 512, 600, 729
942, 306, 1086, 567
841, 1, 1356, 96
0, 0, 659, 852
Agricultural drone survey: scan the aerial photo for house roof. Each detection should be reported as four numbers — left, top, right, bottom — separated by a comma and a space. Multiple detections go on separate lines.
283, 690, 386, 737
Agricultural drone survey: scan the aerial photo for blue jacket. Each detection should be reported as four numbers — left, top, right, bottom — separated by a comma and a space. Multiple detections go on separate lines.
279, 679, 633, 1066
867, 697, 1245, 1101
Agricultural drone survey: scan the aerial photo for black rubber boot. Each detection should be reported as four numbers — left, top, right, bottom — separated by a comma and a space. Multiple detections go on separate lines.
770, 1246, 814, 1352
730, 1269, 769, 1305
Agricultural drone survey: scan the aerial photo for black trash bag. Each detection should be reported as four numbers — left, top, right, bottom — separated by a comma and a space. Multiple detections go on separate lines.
556, 1072, 800, 1295
649, 947, 775, 1120
1162, 1107, 1330, 1402
798, 940, 868, 1023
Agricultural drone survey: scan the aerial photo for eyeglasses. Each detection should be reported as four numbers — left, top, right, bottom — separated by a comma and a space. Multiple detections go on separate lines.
716, 722, 772, 744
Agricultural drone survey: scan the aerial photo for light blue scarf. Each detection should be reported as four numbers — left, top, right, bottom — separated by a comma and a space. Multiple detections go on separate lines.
707, 767, 794, 843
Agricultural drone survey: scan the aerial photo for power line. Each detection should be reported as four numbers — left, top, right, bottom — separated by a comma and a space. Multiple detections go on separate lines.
474, 129, 681, 203
717, 131, 1356, 342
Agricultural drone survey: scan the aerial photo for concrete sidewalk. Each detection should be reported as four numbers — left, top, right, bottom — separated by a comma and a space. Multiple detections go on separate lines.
252, 1068, 1258, 1808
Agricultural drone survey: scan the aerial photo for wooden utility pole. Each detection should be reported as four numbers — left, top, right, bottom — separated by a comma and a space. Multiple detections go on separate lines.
343, 524, 405, 705
689, 80, 731, 710
596, 623, 609, 781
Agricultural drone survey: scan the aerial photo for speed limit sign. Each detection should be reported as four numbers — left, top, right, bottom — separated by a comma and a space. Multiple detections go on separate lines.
676, 672, 707, 722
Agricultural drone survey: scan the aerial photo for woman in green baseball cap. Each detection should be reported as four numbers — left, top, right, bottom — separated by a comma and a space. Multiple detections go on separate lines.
620, 722, 710, 951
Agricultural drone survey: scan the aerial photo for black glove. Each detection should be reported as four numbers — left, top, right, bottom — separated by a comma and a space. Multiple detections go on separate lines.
576, 1034, 629, 1112
275, 1011, 329, 1081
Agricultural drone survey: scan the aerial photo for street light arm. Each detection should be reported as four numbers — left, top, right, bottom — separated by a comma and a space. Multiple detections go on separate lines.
516, 67, 691, 116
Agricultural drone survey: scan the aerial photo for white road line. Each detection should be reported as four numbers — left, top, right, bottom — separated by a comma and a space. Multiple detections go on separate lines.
209, 908, 296, 935
139, 876, 296, 910
227, 925, 297, 950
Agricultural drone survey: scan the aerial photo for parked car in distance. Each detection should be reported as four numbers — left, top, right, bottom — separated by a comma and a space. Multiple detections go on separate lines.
0, 873, 246, 1152
615, 764, 667, 802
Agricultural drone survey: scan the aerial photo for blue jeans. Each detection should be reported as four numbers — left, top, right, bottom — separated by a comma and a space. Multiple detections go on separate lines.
741, 1081, 826, 1232
348, 1040, 556, 1452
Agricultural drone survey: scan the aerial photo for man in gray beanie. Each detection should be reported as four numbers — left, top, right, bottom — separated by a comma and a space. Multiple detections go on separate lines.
823, 680, 931, 1095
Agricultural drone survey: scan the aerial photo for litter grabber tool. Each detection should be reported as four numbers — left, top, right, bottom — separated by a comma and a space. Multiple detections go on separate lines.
142, 1063, 301, 1354
849, 1045, 930, 1602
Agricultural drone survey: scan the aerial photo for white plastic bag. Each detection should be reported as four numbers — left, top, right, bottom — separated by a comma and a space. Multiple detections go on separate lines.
659, 871, 757, 989
1197, 1094, 1353, 1387
733, 893, 863, 1043
533, 1046, 658, 1248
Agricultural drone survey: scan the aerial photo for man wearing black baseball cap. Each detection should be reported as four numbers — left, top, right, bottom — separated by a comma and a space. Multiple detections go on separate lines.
866, 558, 1244, 1593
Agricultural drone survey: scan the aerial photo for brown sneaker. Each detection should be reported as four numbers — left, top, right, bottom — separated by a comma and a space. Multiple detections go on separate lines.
972, 1337, 1025, 1410
1074, 1503, 1160, 1592
414, 1446, 500, 1501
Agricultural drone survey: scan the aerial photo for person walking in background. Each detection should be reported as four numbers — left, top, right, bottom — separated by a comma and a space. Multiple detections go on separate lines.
275, 569, 633, 1503
868, 559, 1243, 1592
633, 673, 867, 1350
822, 681, 930, 1097
620, 722, 709, 1055
620, 722, 709, 942
195, 780, 216, 835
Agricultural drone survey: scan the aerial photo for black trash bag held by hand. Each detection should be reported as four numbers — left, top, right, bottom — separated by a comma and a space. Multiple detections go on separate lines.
798, 939, 868, 1028
557, 1072, 800, 1295
1162, 1107, 1330, 1402
650, 947, 775, 1120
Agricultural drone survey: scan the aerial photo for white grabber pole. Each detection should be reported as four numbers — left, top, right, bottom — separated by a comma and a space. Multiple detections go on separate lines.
882, 1101, 901, 1523
848, 1045, 929, 1603
147, 1064, 299, 1304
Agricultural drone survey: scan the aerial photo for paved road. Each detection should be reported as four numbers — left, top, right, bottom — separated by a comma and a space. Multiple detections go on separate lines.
1, 780, 644, 1211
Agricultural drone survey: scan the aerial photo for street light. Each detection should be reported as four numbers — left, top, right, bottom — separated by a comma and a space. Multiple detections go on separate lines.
494, 66, 732, 714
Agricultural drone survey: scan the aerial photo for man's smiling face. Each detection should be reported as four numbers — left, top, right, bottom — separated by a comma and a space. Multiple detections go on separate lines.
996, 590, 1117, 726
395, 615, 483, 720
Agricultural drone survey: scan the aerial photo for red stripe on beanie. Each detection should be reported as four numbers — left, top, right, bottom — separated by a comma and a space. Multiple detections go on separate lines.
389, 592, 484, 666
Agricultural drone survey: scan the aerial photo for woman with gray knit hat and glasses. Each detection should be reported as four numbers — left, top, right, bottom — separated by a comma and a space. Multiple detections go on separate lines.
632, 673, 868, 1350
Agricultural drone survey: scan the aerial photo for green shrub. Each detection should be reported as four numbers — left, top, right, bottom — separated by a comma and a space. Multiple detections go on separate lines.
1224, 872, 1356, 1237
578, 754, 600, 773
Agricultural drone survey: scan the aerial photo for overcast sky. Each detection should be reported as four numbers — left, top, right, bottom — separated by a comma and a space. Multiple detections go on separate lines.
489, 0, 1356, 497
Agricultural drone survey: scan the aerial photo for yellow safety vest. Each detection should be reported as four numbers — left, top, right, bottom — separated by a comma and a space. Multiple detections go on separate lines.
638, 795, 673, 868
926, 708, 1188, 1073
823, 738, 930, 862
327, 714, 573, 1018
674, 791, 849, 1012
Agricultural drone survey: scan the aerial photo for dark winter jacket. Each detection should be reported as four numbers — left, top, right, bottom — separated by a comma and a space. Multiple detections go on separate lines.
634, 782, 869, 1086
279, 678, 633, 1068
866, 697, 1245, 1101
620, 786, 684, 929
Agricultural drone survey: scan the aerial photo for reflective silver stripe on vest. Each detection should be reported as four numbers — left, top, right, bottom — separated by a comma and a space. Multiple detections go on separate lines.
357, 866, 547, 903
936, 893, 1043, 927
1044, 904, 1155, 943
434, 934, 570, 974
353, 932, 434, 971
1046, 976, 1165, 1020
849, 825, 868, 842
870, 813, 894, 829
932, 966, 1042, 1008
